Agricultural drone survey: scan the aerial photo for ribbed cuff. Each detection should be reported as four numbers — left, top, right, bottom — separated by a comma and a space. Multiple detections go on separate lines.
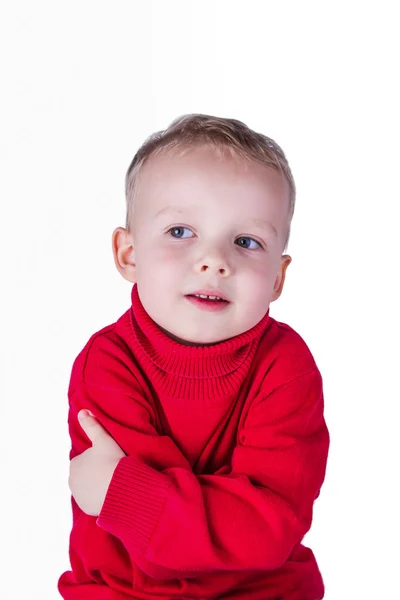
96, 455, 171, 555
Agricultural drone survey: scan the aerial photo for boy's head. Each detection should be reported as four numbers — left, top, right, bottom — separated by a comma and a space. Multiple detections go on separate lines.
113, 114, 295, 346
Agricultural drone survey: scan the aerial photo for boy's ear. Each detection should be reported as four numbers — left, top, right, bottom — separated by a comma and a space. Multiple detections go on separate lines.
271, 254, 292, 302
112, 227, 136, 283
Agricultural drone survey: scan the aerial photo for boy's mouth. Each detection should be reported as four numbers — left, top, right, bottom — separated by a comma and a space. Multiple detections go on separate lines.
187, 294, 228, 302
185, 291, 230, 312
186, 288, 230, 302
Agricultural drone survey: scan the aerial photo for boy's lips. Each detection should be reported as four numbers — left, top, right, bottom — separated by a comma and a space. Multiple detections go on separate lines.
185, 289, 230, 302
185, 294, 230, 312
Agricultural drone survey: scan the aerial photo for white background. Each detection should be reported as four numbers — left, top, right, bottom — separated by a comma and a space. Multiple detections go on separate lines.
1, 1, 399, 599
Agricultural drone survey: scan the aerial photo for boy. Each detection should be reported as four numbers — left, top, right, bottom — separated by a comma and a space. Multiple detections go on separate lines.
58, 114, 329, 600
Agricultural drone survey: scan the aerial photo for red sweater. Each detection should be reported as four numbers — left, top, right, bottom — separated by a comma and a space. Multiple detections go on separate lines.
58, 284, 329, 600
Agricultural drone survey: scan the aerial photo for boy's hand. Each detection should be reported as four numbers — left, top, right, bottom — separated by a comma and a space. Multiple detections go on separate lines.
69, 410, 126, 516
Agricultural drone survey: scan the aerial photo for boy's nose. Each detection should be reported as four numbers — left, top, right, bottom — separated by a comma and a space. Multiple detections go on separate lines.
193, 249, 232, 277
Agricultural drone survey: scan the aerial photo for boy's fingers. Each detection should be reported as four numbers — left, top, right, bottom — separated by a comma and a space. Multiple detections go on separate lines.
78, 410, 108, 444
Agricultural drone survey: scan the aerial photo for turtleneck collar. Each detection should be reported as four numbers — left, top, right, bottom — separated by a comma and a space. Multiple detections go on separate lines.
127, 284, 271, 401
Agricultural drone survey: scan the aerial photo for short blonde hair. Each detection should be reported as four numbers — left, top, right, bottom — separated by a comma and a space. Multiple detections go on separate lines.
125, 114, 296, 250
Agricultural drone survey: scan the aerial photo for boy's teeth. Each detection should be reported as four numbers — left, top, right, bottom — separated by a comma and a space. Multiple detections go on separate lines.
194, 294, 222, 300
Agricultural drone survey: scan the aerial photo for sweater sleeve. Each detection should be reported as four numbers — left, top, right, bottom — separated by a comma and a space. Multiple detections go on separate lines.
66, 379, 194, 585
97, 367, 330, 573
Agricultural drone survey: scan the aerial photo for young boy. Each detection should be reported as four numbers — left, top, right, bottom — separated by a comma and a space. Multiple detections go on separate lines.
58, 114, 329, 600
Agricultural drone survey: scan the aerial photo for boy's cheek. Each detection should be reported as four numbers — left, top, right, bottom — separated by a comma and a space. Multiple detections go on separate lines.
140, 238, 178, 259
152, 245, 190, 268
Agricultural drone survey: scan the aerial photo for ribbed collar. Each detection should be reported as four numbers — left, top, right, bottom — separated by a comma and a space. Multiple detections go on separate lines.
127, 284, 270, 401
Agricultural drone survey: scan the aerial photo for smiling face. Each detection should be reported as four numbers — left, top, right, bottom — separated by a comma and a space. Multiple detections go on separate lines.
114, 144, 292, 345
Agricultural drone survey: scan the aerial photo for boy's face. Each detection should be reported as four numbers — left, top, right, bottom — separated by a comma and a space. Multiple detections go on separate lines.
114, 145, 292, 345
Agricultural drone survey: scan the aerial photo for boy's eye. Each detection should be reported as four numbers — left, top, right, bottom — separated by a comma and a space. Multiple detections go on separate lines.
168, 226, 194, 239
235, 236, 261, 250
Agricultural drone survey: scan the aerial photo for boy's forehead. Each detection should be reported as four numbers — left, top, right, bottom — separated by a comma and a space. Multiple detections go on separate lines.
132, 145, 289, 237
140, 145, 287, 201
134, 149, 290, 244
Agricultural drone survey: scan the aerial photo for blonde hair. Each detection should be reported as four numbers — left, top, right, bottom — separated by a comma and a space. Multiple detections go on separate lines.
125, 114, 296, 250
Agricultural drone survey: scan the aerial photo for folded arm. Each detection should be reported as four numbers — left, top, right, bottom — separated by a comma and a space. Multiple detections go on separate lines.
69, 368, 329, 575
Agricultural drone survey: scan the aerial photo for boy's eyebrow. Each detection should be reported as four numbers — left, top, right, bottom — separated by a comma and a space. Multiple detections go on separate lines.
247, 219, 278, 238
155, 206, 187, 218
155, 207, 278, 238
